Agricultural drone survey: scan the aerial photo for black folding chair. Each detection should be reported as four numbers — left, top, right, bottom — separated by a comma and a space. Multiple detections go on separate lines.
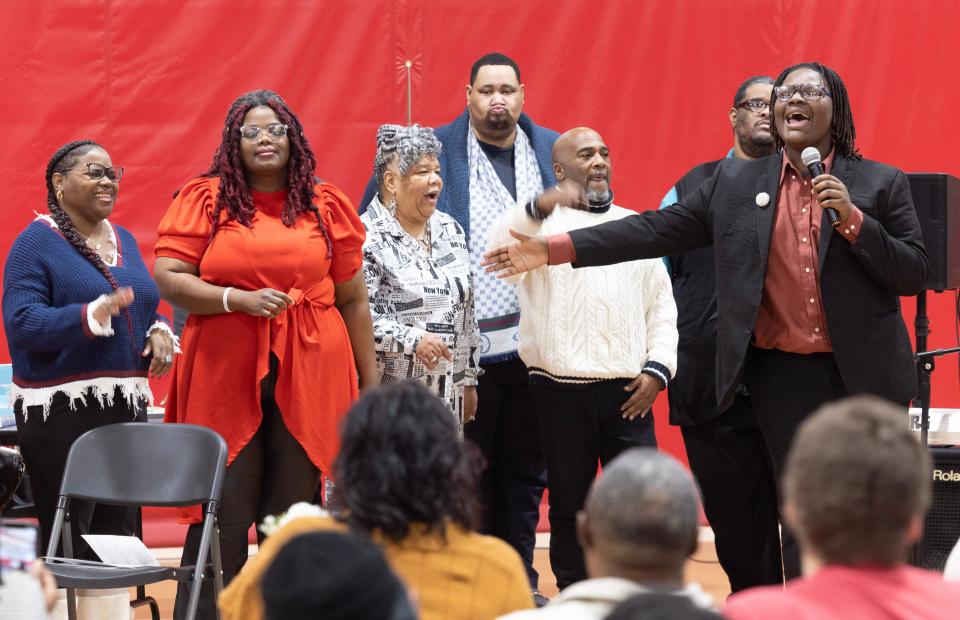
43, 423, 227, 620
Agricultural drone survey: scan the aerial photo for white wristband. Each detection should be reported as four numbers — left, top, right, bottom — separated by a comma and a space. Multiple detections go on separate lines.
223, 287, 234, 313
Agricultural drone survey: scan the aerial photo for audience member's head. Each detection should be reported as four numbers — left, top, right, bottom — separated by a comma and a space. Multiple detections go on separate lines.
605, 591, 724, 620
784, 395, 931, 568
331, 381, 482, 542
578, 448, 700, 585
261, 531, 416, 620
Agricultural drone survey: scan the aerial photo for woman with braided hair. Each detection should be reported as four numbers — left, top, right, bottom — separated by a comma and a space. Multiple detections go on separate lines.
362, 124, 480, 433
154, 90, 376, 618
3, 140, 175, 555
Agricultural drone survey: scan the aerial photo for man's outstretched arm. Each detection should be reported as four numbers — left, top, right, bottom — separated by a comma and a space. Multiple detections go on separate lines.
483, 201, 711, 278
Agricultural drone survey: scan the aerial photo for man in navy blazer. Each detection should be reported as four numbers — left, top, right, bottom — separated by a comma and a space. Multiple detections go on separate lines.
483, 62, 927, 581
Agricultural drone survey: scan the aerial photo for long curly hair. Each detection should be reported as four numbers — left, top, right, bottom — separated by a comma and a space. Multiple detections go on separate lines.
331, 381, 482, 542
46, 140, 136, 361
195, 89, 332, 255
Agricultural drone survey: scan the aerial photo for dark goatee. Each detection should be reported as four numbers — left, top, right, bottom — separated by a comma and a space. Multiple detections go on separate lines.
742, 132, 775, 159
485, 115, 514, 132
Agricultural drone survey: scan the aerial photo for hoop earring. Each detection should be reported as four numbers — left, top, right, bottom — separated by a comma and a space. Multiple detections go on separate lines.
56, 188, 63, 201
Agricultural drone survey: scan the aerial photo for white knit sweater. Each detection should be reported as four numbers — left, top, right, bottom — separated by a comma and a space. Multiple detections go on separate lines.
489, 202, 678, 384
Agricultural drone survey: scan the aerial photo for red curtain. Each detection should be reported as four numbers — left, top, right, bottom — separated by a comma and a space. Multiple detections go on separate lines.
3, 0, 959, 460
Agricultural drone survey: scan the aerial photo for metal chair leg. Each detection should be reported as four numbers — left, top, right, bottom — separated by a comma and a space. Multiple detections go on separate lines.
211, 522, 224, 595
131, 594, 161, 620
185, 514, 217, 620
67, 587, 78, 620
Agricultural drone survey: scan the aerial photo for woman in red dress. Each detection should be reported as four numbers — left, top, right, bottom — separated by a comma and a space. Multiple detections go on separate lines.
154, 90, 376, 618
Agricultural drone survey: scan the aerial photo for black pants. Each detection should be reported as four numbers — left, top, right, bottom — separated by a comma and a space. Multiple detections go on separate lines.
680, 394, 783, 592
174, 358, 320, 620
464, 357, 546, 588
744, 346, 849, 580
532, 378, 657, 589
14, 388, 145, 558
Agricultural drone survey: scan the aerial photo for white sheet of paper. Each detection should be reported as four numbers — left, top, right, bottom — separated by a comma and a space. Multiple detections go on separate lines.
81, 535, 160, 567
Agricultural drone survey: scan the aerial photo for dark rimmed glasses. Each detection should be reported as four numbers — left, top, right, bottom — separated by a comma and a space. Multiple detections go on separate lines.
736, 98, 770, 112
774, 84, 832, 102
239, 123, 289, 141
74, 162, 124, 183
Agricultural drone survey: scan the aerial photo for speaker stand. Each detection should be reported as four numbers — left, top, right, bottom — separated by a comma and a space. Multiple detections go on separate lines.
912, 289, 960, 567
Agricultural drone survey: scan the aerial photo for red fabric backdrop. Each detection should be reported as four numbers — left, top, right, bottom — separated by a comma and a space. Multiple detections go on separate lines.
3, 0, 959, 469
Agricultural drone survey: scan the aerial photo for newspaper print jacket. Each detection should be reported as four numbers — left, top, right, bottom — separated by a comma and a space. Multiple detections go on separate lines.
361, 198, 481, 427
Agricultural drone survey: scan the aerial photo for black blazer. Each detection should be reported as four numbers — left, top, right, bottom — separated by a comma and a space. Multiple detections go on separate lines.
570, 153, 927, 411
666, 159, 725, 426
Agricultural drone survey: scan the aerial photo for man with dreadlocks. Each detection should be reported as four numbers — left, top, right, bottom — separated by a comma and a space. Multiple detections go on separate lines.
482, 62, 927, 581
154, 90, 377, 619
3, 140, 176, 556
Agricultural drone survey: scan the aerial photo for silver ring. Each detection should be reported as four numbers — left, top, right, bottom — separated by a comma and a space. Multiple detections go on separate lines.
164, 354, 173, 363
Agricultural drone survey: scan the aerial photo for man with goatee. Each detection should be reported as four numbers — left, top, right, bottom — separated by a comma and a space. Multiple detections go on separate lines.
363, 52, 559, 604
490, 127, 677, 589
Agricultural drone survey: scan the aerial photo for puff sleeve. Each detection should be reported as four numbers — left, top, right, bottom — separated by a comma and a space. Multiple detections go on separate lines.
154, 177, 218, 265
318, 183, 365, 284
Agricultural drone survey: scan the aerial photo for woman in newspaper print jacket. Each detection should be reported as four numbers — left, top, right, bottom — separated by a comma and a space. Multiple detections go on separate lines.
361, 124, 480, 433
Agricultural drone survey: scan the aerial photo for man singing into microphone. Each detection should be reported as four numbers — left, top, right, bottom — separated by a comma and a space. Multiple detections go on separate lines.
483, 62, 927, 580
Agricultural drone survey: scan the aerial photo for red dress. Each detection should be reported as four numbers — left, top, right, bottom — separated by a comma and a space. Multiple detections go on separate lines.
155, 177, 364, 522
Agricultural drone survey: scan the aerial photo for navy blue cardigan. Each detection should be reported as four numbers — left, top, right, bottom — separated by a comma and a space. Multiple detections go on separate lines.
3, 221, 162, 389
359, 110, 559, 239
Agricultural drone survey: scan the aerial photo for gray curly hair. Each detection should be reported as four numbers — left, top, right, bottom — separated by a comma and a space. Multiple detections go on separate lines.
373, 124, 443, 189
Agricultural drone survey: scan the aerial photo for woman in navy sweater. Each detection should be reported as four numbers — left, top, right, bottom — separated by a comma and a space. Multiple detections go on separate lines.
2, 140, 175, 555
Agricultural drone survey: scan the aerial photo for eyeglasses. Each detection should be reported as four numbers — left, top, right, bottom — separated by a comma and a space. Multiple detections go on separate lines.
736, 98, 770, 112
774, 84, 832, 102
74, 162, 124, 183
239, 123, 289, 141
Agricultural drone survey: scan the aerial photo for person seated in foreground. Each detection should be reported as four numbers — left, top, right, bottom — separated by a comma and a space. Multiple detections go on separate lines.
605, 591, 725, 620
218, 381, 533, 620
723, 396, 960, 619
261, 530, 416, 620
499, 448, 714, 619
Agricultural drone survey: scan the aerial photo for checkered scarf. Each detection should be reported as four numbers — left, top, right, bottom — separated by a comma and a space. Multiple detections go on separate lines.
467, 123, 544, 360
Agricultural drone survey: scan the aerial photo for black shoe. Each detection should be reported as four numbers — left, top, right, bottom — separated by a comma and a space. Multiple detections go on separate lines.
532, 590, 550, 608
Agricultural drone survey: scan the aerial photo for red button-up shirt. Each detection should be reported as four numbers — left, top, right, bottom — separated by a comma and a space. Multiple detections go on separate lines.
753, 151, 862, 353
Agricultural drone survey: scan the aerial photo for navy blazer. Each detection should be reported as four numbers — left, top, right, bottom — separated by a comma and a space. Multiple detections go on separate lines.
569, 153, 928, 411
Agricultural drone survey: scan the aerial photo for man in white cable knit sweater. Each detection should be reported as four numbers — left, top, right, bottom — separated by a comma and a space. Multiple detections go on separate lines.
489, 127, 678, 590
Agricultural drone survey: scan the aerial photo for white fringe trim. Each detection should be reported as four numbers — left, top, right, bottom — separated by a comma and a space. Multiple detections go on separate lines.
12, 376, 154, 422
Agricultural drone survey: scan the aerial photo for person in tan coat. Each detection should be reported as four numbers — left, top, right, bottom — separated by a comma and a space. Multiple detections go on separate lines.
219, 381, 533, 620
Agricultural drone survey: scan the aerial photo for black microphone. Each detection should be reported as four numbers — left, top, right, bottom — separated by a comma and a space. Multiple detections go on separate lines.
802, 147, 839, 225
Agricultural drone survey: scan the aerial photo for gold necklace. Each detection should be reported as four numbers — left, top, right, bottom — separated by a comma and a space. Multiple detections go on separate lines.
85, 222, 107, 251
